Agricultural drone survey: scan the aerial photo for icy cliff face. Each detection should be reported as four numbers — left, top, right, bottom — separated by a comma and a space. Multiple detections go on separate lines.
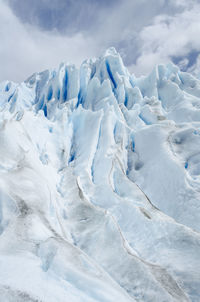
0, 47, 200, 302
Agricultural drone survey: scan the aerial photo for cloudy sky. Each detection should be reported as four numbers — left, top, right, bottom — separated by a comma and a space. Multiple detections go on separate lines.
1, 0, 200, 82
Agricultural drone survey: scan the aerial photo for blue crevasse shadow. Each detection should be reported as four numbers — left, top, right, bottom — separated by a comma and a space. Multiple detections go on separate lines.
132, 139, 135, 152
194, 130, 200, 136
36, 95, 45, 111
9, 95, 17, 113
5, 82, 11, 92
47, 85, 53, 101
124, 92, 128, 108
90, 65, 96, 80
126, 156, 133, 176
139, 113, 151, 125
57, 87, 60, 100
34, 70, 49, 105
129, 77, 135, 88
43, 104, 47, 117
68, 152, 75, 164
106, 60, 117, 89
62, 69, 68, 102
7, 92, 15, 103
76, 89, 83, 108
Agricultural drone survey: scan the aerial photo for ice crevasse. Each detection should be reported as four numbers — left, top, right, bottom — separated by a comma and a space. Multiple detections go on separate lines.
0, 47, 200, 302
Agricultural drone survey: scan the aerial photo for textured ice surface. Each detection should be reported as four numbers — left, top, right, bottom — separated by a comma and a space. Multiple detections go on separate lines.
0, 47, 200, 301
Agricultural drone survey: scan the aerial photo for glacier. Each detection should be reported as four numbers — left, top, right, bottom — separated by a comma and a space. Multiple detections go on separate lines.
0, 47, 200, 301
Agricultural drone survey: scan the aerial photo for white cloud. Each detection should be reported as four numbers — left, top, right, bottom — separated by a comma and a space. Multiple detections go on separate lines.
130, 2, 200, 75
0, 1, 97, 82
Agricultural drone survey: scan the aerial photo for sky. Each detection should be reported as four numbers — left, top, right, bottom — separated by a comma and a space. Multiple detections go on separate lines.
1, 0, 200, 82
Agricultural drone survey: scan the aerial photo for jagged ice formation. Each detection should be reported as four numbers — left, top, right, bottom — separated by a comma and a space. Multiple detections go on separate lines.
0, 48, 200, 302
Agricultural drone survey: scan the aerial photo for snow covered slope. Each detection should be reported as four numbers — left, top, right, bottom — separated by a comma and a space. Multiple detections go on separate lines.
0, 47, 200, 302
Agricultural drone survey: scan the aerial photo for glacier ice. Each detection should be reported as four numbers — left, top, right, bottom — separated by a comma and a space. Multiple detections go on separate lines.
0, 47, 200, 301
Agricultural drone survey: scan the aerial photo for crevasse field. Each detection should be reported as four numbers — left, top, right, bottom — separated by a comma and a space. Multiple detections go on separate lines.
0, 48, 200, 302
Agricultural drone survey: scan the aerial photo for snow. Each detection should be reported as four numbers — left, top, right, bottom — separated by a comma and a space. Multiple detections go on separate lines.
0, 48, 200, 301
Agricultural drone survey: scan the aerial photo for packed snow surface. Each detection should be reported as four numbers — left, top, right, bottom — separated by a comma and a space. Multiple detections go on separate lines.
0, 48, 200, 302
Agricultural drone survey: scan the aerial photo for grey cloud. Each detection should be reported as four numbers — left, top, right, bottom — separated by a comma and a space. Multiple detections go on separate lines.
172, 50, 200, 72
6, 0, 119, 34
1, 0, 200, 82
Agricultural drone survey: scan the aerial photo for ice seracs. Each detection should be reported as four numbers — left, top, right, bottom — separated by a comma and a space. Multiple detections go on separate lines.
0, 48, 200, 302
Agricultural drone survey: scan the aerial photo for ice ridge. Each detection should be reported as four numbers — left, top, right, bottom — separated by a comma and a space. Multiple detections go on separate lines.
0, 48, 200, 302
